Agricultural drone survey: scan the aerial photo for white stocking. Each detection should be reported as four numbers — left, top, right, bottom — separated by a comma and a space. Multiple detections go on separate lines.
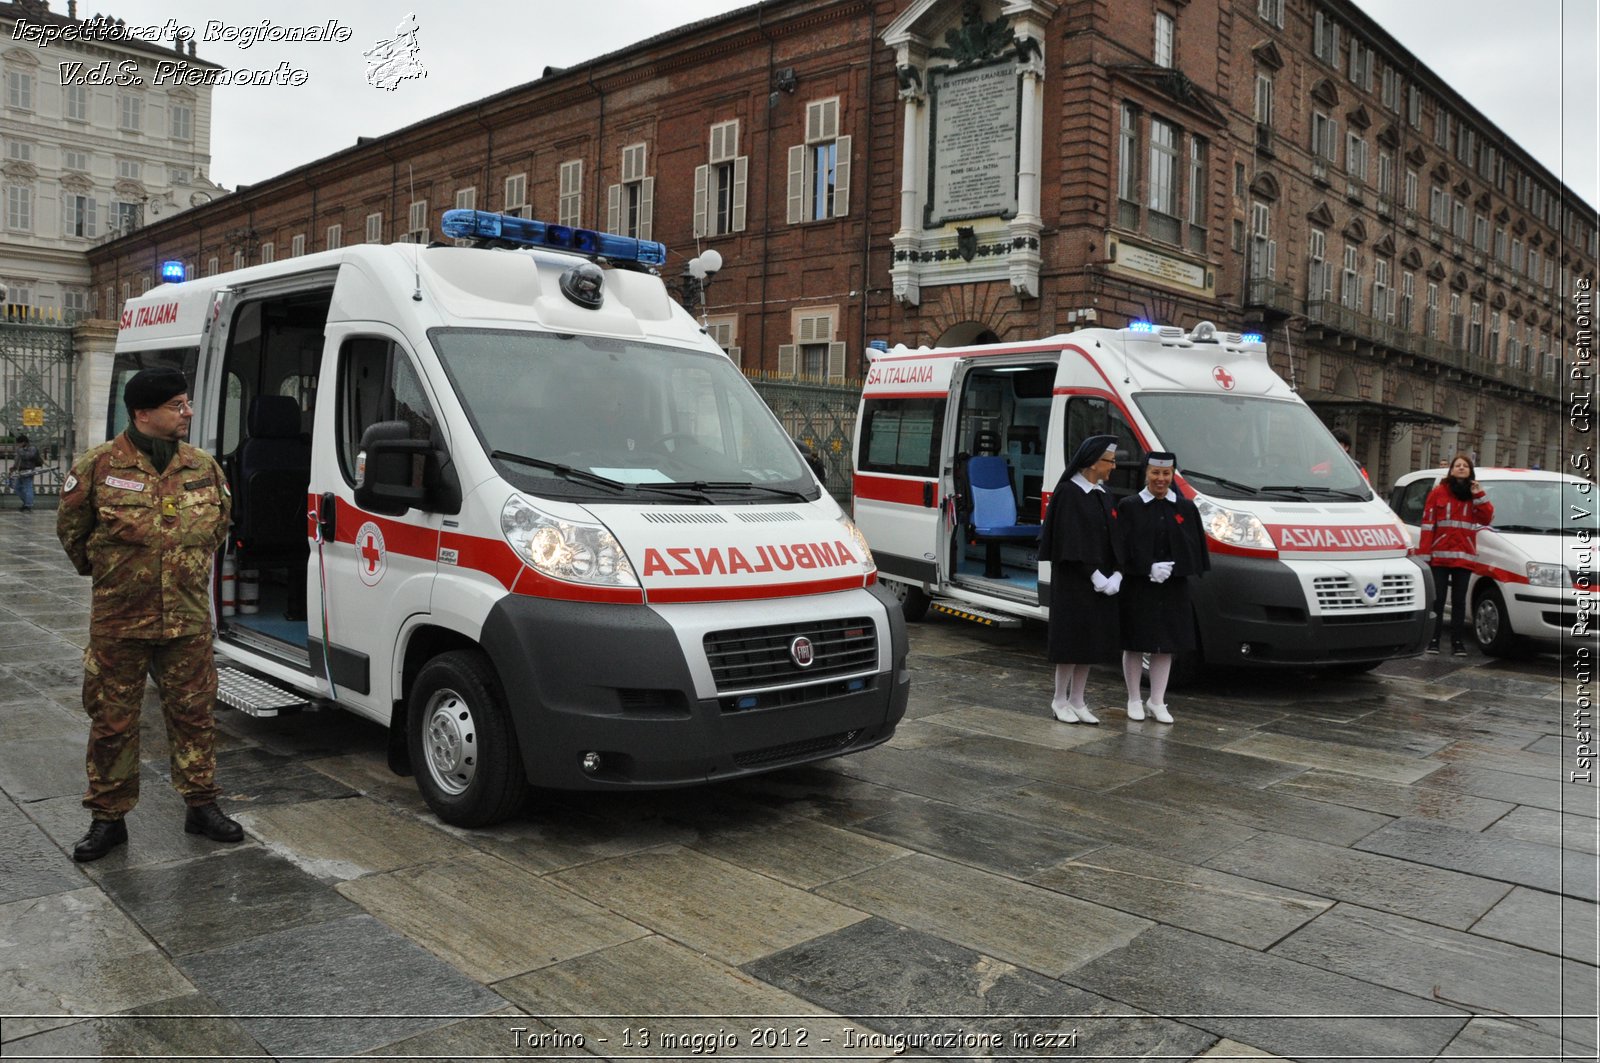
1121, 651, 1144, 701
1148, 653, 1174, 706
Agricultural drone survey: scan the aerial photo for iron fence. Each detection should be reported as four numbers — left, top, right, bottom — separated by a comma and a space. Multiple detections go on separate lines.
746, 372, 862, 507
0, 316, 77, 500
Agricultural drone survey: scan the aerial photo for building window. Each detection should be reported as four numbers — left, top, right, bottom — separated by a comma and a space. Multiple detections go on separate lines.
1371, 258, 1391, 320
777, 311, 845, 383
1433, 107, 1450, 149
1511, 238, 1524, 274
609, 142, 654, 238
1348, 39, 1372, 91
4, 139, 31, 162
206, 256, 218, 276
1451, 199, 1467, 241
1154, 12, 1174, 68
1308, 229, 1330, 303
4, 185, 31, 232
4, 281, 33, 307
112, 201, 141, 235
695, 120, 747, 237
558, 159, 583, 228
1488, 309, 1501, 360
1187, 137, 1207, 253
1311, 111, 1337, 163
1339, 245, 1361, 310
1404, 169, 1418, 212
64, 194, 96, 238
63, 83, 88, 121
118, 93, 143, 131
365, 211, 383, 243
1407, 85, 1421, 128
1528, 247, 1539, 281
1147, 117, 1179, 242
260, 241, 275, 264
503, 173, 526, 217
1257, 0, 1284, 27
170, 103, 193, 141
1505, 328, 1520, 370
1117, 103, 1139, 228
789, 98, 851, 224
63, 288, 88, 315
117, 159, 142, 181
326, 223, 342, 250
1493, 224, 1506, 263
1424, 281, 1439, 336
1398, 271, 1414, 328
455, 187, 476, 211
1313, 11, 1340, 66
1376, 151, 1392, 197
1345, 133, 1368, 182
1448, 292, 1464, 346
1467, 300, 1483, 355
1380, 66, 1398, 110
1254, 73, 1273, 127
63, 148, 89, 171
407, 199, 428, 243
1249, 201, 1275, 282
167, 165, 190, 184
291, 233, 305, 257
6, 70, 34, 111
705, 317, 741, 367
232, 251, 244, 271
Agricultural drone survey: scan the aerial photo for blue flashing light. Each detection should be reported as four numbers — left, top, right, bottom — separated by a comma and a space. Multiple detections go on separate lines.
736, 695, 758, 710
439, 209, 667, 267
1242, 333, 1264, 344
1129, 321, 1159, 333
160, 260, 187, 283
868, 339, 890, 352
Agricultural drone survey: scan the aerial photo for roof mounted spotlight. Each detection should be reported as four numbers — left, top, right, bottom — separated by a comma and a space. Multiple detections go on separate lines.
559, 261, 605, 309
1188, 321, 1219, 343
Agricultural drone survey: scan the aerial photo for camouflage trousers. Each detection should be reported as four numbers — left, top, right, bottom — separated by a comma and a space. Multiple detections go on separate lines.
81, 632, 221, 819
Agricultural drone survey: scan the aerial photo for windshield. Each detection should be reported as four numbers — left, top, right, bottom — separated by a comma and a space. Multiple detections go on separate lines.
430, 329, 814, 501
1133, 393, 1371, 501
1480, 479, 1591, 535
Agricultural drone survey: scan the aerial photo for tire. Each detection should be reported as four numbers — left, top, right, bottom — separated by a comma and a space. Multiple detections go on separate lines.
407, 649, 527, 827
1473, 583, 1520, 658
886, 578, 931, 622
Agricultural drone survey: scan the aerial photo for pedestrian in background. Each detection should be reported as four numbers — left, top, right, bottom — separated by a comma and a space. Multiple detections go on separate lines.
1418, 452, 1493, 656
8, 434, 41, 511
1116, 451, 1209, 724
56, 367, 242, 862
1039, 433, 1121, 724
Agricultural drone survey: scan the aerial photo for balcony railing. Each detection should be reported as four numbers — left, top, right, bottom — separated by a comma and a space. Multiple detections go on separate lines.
1303, 299, 1540, 388
1244, 276, 1297, 317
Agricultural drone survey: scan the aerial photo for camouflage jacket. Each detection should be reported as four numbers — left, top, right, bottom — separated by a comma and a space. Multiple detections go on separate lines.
57, 433, 231, 639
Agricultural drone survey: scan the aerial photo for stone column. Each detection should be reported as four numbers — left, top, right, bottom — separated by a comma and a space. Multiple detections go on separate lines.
72, 318, 118, 453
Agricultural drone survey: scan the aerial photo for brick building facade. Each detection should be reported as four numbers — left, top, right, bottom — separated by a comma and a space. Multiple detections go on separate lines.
86, 0, 1594, 485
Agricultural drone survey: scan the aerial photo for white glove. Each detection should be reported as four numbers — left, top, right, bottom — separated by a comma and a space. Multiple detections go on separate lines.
1091, 570, 1110, 592
1150, 561, 1175, 583
1102, 571, 1123, 595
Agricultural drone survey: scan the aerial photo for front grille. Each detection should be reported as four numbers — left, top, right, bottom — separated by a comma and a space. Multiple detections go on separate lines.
704, 616, 877, 693
1313, 573, 1419, 611
733, 729, 861, 768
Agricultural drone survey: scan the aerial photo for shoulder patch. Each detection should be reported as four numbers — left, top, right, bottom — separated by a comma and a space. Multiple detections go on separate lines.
63, 472, 78, 493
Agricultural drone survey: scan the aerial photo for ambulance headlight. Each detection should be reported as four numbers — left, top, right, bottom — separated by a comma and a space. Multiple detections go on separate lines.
1193, 496, 1276, 552
1526, 561, 1566, 587
839, 514, 876, 573
501, 495, 639, 587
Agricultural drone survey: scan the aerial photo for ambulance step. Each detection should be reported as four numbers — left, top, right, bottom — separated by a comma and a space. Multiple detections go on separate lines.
216, 668, 308, 718
930, 602, 1023, 628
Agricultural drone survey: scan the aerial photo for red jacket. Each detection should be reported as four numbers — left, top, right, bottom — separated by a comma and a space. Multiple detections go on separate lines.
1418, 481, 1494, 568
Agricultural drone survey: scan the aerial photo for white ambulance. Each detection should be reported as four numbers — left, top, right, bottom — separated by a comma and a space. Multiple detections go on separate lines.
852, 321, 1429, 671
109, 210, 907, 826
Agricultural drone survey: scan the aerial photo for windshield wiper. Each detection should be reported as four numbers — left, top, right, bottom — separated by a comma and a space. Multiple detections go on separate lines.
1261, 484, 1370, 501
654, 480, 813, 503
1181, 469, 1259, 495
490, 450, 629, 492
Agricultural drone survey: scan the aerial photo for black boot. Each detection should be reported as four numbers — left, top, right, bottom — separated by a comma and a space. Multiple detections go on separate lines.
73, 818, 128, 862
184, 803, 244, 843
1426, 635, 1440, 654
1452, 635, 1468, 657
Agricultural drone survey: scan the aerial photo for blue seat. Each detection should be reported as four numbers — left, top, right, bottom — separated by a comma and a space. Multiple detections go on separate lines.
966, 454, 1036, 578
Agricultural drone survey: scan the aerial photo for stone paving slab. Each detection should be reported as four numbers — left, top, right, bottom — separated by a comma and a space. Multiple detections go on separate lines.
236, 795, 467, 883
685, 809, 911, 889
25, 787, 240, 873
1110, 771, 1392, 845
0, 816, 82, 904
1469, 886, 1599, 964
1429, 738, 1583, 780
1, 991, 267, 1060
902, 730, 1164, 791
95, 844, 362, 956
1074, 731, 1311, 788
181, 744, 360, 808
918, 704, 1120, 750
746, 917, 1217, 1062
1265, 767, 1515, 831
176, 913, 506, 1059
1203, 831, 1512, 930
1257, 713, 1457, 757
1269, 903, 1597, 1048
1027, 845, 1331, 949
549, 845, 868, 967
330, 1007, 541, 1062
338, 849, 650, 983
1064, 924, 1469, 1060
1422, 762, 1599, 817
823, 741, 1042, 804
0, 697, 83, 744
1221, 732, 1443, 785
0, 733, 90, 802
851, 791, 1104, 878
1354, 816, 1599, 902
1440, 1015, 1597, 1061
1481, 804, 1600, 855
816, 852, 1150, 978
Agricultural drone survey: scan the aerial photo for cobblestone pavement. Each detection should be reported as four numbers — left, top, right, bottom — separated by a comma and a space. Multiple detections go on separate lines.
0, 502, 1595, 1061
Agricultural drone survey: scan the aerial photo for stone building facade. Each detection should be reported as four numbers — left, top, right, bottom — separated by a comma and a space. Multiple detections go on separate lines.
85, 0, 1593, 484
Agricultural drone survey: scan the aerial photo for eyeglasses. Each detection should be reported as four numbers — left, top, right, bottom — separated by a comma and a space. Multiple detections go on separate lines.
160, 399, 194, 413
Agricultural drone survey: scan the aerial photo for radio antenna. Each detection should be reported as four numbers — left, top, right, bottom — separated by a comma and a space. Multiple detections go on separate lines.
408, 164, 422, 302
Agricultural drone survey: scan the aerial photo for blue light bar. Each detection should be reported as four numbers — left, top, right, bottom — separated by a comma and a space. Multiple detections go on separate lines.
160, 260, 186, 283
1129, 321, 1159, 332
439, 209, 667, 267
1241, 333, 1264, 344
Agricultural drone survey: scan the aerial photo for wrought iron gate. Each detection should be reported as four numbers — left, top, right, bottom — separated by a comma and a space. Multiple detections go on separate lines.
748, 372, 861, 507
1, 316, 77, 500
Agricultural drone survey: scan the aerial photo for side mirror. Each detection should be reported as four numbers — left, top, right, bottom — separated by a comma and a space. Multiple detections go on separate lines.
354, 421, 431, 515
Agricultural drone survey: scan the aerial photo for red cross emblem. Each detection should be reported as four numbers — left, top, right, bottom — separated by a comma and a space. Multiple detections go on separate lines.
355, 521, 386, 586
1212, 365, 1235, 390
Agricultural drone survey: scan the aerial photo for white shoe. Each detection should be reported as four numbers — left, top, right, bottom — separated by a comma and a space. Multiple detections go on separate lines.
1148, 702, 1173, 724
1071, 701, 1100, 725
1125, 699, 1146, 721
1050, 700, 1081, 724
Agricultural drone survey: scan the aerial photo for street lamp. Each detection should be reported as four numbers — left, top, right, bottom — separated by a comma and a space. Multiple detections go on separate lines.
677, 249, 722, 325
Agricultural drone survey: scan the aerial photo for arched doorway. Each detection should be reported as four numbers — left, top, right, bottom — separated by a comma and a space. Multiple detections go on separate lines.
935, 322, 1001, 347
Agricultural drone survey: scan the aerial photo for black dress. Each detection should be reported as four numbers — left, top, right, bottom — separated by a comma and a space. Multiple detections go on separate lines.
1114, 489, 1210, 652
1040, 474, 1120, 663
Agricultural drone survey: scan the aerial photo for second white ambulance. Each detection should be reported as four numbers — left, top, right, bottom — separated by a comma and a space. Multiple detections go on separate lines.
853, 322, 1429, 670
110, 210, 908, 826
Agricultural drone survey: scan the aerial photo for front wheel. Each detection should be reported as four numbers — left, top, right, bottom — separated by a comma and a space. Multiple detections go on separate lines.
1473, 583, 1521, 657
885, 579, 931, 622
408, 649, 527, 827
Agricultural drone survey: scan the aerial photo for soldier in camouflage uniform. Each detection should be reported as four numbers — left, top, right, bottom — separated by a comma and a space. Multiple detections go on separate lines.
56, 367, 245, 861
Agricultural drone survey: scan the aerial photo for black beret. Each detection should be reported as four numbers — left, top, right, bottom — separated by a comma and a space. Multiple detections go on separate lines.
1068, 434, 1119, 473
124, 368, 189, 412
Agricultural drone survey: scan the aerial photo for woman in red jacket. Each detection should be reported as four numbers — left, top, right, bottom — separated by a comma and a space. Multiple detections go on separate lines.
1418, 453, 1494, 656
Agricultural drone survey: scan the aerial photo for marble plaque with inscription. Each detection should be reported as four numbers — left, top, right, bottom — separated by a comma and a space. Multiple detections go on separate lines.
927, 62, 1019, 226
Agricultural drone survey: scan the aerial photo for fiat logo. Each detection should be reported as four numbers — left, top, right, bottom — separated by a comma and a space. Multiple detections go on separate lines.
789, 636, 816, 668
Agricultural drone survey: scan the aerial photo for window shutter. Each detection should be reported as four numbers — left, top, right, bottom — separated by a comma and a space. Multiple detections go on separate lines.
607, 183, 620, 233
731, 155, 748, 231
798, 315, 824, 343
693, 164, 709, 238
726, 345, 742, 368
787, 144, 805, 224
833, 135, 852, 217
639, 177, 654, 240
622, 143, 646, 183
827, 341, 846, 383
777, 344, 796, 377
1267, 239, 1277, 278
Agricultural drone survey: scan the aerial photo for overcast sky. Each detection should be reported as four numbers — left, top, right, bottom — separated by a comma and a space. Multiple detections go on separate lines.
68, 0, 1600, 206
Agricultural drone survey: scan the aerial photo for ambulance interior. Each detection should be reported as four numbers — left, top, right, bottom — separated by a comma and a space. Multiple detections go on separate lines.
214, 290, 331, 659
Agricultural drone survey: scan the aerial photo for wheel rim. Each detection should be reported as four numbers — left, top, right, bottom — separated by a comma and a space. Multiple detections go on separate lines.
422, 687, 478, 796
1474, 598, 1501, 644
887, 580, 909, 603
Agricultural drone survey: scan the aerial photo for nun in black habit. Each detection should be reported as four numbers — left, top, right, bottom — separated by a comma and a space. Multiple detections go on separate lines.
1115, 450, 1209, 724
1038, 433, 1122, 724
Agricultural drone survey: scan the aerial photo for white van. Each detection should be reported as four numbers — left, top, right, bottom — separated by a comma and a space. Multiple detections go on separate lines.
110, 210, 907, 826
852, 322, 1429, 670
1390, 466, 1597, 655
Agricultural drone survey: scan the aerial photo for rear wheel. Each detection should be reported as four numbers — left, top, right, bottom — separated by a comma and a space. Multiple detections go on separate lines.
886, 579, 931, 622
1473, 583, 1521, 657
408, 649, 527, 827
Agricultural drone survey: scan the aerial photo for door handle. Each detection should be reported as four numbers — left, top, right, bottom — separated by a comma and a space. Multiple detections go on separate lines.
922, 481, 934, 508
318, 492, 337, 541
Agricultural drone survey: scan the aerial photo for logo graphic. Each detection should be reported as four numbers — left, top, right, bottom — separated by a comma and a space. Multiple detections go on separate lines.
356, 521, 387, 586
1212, 365, 1235, 390
364, 13, 427, 91
789, 636, 816, 668
1362, 581, 1380, 603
